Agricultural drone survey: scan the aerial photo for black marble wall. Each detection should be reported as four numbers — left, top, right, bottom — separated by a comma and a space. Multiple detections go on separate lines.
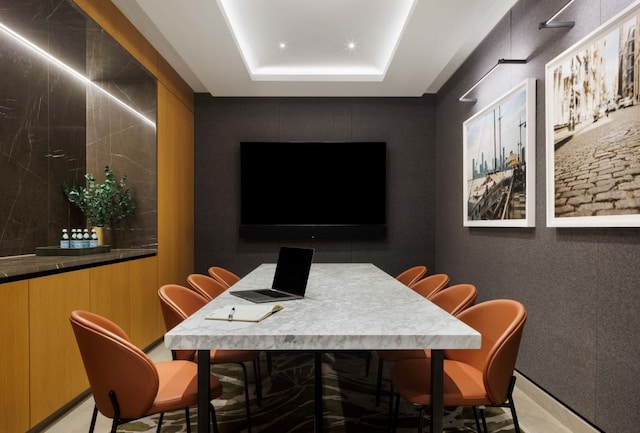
0, 0, 157, 256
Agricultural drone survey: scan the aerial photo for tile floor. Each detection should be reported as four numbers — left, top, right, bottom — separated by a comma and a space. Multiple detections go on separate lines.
42, 343, 580, 433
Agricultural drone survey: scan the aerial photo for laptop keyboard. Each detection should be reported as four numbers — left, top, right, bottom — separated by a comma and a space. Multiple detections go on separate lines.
255, 289, 292, 298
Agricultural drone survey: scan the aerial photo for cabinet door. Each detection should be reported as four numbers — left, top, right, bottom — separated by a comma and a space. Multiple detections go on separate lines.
29, 270, 91, 426
90, 261, 130, 335
129, 256, 161, 348
0, 281, 29, 432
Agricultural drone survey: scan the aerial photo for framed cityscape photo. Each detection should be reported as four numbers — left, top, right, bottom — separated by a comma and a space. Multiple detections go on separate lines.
463, 78, 536, 227
546, 1, 640, 227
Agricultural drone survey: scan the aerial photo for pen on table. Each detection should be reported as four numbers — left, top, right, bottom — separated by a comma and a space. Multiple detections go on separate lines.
228, 307, 235, 321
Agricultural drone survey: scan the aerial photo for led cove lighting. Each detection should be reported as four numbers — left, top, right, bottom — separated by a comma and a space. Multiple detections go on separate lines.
217, 0, 417, 82
0, 21, 156, 129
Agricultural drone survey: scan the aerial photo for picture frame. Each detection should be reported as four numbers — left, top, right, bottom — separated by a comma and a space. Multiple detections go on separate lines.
545, 1, 640, 227
463, 78, 536, 227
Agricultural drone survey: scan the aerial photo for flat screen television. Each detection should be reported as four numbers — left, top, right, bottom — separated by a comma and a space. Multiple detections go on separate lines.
240, 141, 387, 239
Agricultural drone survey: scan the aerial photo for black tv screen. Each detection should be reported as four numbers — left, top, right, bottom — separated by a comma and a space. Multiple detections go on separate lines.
240, 141, 387, 239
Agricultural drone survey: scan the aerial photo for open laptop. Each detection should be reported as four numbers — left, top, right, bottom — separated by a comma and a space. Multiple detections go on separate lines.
230, 246, 315, 303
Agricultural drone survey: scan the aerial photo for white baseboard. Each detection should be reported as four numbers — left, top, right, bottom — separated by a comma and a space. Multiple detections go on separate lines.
513, 371, 599, 433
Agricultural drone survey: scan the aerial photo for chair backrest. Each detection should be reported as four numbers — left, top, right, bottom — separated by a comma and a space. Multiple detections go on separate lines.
158, 284, 209, 361
445, 299, 527, 405
69, 310, 159, 420
410, 273, 449, 299
429, 283, 477, 316
207, 266, 241, 288
187, 273, 227, 301
395, 265, 427, 287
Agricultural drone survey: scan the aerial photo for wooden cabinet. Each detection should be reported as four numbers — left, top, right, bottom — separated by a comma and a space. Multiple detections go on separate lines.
129, 255, 162, 348
90, 261, 131, 334
29, 270, 91, 426
0, 280, 30, 432
24, 257, 164, 428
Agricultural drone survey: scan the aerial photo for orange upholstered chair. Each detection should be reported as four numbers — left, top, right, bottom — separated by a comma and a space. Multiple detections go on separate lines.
187, 273, 228, 300
158, 284, 262, 433
410, 273, 450, 299
389, 299, 527, 433
69, 310, 222, 433
207, 266, 241, 288
395, 265, 427, 287
375, 283, 477, 405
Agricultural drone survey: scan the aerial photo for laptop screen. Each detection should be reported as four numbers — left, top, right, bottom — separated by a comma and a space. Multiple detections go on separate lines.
272, 246, 315, 295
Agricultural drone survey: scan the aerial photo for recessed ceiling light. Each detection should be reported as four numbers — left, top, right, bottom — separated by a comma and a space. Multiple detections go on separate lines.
217, 0, 417, 82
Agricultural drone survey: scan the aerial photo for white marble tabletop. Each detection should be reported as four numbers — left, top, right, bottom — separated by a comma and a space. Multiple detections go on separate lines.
164, 263, 481, 351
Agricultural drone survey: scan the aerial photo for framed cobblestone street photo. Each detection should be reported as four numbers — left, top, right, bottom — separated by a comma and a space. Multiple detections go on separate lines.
546, 1, 640, 227
463, 78, 536, 227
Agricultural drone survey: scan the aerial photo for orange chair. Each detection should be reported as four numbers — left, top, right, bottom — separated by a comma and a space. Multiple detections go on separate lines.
69, 310, 222, 433
187, 273, 228, 300
409, 273, 450, 299
208, 266, 241, 288
158, 284, 262, 433
395, 265, 427, 287
389, 299, 527, 433
375, 283, 477, 405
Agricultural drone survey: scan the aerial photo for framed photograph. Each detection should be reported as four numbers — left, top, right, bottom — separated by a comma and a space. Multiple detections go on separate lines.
463, 78, 536, 227
546, 1, 640, 227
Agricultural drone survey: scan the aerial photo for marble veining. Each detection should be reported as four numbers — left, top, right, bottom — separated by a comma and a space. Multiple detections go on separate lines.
0, 0, 157, 257
165, 263, 481, 351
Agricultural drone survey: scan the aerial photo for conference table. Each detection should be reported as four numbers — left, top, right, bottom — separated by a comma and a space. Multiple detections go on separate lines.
164, 263, 481, 433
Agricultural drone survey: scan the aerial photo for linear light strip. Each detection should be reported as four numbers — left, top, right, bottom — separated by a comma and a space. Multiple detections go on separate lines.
458, 59, 527, 103
0, 21, 156, 129
539, 0, 576, 29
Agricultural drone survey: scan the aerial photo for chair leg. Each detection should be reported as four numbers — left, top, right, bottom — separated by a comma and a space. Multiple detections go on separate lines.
238, 362, 253, 433
89, 405, 98, 433
155, 412, 164, 433
417, 405, 427, 433
253, 358, 263, 406
507, 375, 521, 433
390, 390, 401, 433
472, 406, 483, 433
375, 358, 385, 406
365, 350, 371, 377
184, 407, 191, 433
479, 405, 488, 433
266, 351, 273, 376
209, 402, 220, 433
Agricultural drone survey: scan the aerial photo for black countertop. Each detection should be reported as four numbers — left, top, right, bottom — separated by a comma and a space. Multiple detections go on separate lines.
0, 249, 157, 283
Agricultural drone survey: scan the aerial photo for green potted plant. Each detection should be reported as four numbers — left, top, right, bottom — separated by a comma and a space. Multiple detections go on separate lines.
63, 165, 135, 245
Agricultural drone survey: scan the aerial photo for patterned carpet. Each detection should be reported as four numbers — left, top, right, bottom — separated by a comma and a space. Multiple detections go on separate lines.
116, 352, 520, 433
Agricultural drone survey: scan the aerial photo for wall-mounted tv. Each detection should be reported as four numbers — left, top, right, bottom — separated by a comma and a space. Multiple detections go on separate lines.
240, 141, 387, 239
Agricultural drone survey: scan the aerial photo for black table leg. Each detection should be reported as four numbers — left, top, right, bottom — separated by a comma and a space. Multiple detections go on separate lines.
430, 349, 444, 433
198, 349, 211, 433
314, 352, 324, 432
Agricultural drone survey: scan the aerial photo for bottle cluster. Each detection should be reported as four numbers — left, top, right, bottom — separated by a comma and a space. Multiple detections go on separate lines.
60, 228, 98, 249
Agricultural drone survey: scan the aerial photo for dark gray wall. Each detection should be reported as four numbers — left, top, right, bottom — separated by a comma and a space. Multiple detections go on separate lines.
435, 1, 640, 432
194, 95, 435, 278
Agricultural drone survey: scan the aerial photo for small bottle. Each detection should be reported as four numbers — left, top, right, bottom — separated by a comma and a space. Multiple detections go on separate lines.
60, 229, 70, 249
89, 228, 98, 248
82, 229, 90, 248
70, 229, 77, 248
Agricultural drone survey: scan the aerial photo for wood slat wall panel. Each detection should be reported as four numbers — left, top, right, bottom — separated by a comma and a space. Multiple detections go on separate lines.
129, 256, 162, 348
29, 271, 91, 426
0, 281, 30, 432
90, 262, 131, 335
